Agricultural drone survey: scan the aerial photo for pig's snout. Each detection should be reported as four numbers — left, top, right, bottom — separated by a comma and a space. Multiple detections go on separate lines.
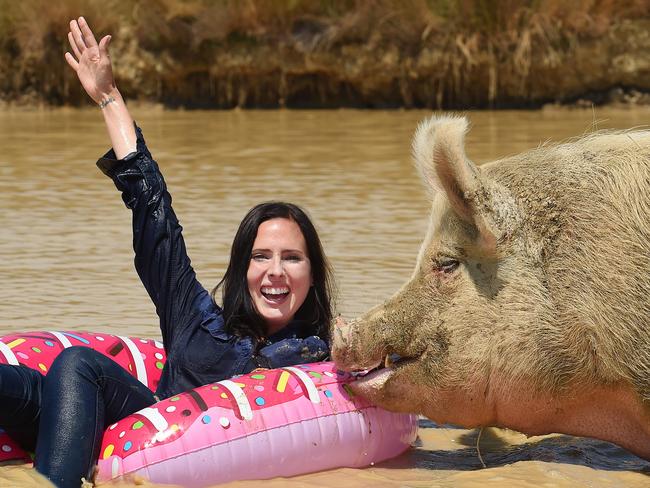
331, 316, 354, 366
331, 316, 383, 372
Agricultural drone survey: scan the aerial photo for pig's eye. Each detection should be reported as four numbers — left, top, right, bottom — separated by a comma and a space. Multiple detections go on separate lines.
437, 258, 460, 274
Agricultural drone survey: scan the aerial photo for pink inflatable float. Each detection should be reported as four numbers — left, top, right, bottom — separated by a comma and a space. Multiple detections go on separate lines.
0, 331, 418, 486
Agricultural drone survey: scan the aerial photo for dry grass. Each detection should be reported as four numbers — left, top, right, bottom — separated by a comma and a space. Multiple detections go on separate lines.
1, 0, 649, 107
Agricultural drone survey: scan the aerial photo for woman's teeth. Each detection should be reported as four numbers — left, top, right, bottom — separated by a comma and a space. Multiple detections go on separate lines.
261, 287, 290, 301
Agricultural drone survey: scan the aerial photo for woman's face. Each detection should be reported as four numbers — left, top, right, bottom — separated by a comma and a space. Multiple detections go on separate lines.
247, 218, 312, 335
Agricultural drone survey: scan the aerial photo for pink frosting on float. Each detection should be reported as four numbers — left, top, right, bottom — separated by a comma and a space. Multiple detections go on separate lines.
97, 362, 418, 486
104, 407, 416, 487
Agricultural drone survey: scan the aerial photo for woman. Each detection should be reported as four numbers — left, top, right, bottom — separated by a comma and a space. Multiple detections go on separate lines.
0, 17, 333, 488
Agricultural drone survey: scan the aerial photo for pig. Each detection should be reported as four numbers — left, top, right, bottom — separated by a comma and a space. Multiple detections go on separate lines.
332, 115, 650, 460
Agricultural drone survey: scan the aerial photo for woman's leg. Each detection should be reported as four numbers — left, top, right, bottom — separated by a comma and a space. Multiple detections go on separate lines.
34, 346, 156, 488
0, 363, 43, 451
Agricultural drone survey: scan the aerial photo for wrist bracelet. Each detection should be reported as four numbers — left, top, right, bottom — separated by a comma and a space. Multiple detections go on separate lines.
98, 96, 116, 109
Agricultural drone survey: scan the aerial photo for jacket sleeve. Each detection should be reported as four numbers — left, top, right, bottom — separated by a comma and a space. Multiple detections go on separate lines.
96, 125, 219, 350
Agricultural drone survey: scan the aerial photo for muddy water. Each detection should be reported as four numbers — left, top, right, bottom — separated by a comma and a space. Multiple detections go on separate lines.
1, 107, 649, 487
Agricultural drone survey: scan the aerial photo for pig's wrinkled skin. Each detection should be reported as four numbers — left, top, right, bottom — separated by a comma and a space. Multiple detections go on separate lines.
332, 116, 650, 460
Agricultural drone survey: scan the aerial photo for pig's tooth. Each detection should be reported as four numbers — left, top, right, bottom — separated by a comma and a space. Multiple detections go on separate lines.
385, 354, 392, 368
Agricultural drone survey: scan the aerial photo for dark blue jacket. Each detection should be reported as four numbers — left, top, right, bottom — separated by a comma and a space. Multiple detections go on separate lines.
96, 126, 329, 399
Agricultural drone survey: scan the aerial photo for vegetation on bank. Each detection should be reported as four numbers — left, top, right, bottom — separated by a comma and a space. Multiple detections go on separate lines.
1, 0, 649, 108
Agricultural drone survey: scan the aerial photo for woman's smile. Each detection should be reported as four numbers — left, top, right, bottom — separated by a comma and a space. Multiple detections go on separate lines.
247, 218, 312, 334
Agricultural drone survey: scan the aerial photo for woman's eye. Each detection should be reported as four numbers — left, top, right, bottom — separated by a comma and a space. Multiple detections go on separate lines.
251, 254, 269, 261
284, 255, 302, 262
437, 258, 460, 273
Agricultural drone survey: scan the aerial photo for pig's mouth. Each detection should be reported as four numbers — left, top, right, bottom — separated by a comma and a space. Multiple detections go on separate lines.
348, 352, 422, 395
353, 352, 419, 377
384, 352, 418, 369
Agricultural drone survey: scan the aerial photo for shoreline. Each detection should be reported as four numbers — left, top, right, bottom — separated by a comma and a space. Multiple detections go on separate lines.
2, 5, 649, 110
2, 93, 650, 112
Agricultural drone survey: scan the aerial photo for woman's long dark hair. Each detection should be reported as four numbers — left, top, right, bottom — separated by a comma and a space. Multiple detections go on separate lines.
212, 202, 333, 343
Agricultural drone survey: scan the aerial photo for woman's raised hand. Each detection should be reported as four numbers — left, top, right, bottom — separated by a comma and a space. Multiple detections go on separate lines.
64, 17, 135, 158
64, 17, 116, 105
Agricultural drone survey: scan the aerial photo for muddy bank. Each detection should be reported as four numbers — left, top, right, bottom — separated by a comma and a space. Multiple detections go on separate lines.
1, 2, 650, 109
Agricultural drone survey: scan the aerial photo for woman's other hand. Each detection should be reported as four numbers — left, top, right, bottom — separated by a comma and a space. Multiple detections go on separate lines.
64, 17, 115, 104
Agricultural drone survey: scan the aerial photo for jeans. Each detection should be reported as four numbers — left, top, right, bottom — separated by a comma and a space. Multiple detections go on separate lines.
0, 346, 156, 488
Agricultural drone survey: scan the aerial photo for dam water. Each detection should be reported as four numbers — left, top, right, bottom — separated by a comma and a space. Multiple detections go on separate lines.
1, 107, 649, 487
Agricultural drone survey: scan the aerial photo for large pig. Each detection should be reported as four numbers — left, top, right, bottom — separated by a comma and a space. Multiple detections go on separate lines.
332, 115, 650, 460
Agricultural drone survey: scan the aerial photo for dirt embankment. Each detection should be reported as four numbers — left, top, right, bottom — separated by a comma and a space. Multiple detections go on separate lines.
2, 1, 650, 109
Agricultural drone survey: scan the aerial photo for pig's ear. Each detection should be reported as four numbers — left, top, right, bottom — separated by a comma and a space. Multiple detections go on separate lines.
412, 115, 503, 249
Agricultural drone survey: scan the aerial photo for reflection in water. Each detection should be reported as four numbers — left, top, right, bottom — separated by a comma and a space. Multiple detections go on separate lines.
1, 107, 649, 487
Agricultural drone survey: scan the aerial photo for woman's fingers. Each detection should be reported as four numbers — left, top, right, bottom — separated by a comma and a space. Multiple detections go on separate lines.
68, 32, 82, 60
77, 16, 98, 49
98, 35, 111, 56
69, 19, 86, 56
64, 52, 79, 71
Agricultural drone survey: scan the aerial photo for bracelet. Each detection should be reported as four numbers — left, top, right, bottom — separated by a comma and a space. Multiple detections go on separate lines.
98, 96, 116, 109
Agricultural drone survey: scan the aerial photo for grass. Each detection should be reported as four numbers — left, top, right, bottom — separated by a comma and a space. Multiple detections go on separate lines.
1, 0, 648, 107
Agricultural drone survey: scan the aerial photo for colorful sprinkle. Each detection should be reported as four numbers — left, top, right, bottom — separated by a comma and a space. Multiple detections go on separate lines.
109, 423, 118, 430
16, 352, 29, 360
132, 421, 144, 430
254, 385, 264, 392
235, 382, 246, 388
170, 396, 180, 402
62, 332, 90, 344
324, 371, 335, 377
103, 444, 114, 459
154, 352, 164, 360
251, 374, 266, 380
140, 353, 146, 359
308, 371, 322, 379
324, 389, 333, 398
139, 339, 148, 344
123, 441, 133, 452
7, 339, 25, 349
154, 341, 164, 349
165, 406, 176, 413
219, 417, 230, 428
1, 445, 12, 452
119, 431, 126, 438
44, 340, 55, 347
95, 336, 105, 341
276, 371, 290, 392
201, 415, 211, 424
38, 363, 47, 372
255, 397, 265, 406
155, 361, 164, 370
220, 392, 228, 399
210, 385, 219, 390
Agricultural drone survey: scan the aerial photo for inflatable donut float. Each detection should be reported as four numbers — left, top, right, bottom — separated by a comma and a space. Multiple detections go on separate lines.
0, 331, 417, 486
0, 330, 166, 463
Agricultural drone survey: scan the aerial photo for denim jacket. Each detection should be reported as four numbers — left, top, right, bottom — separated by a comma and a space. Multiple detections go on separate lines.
96, 126, 329, 399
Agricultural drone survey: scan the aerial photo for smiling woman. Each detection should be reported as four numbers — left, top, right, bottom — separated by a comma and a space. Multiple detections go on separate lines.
0, 17, 335, 488
213, 202, 332, 342
247, 218, 313, 334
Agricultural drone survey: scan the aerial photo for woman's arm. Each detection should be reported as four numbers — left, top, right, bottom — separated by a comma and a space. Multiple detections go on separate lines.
65, 18, 213, 349
65, 17, 135, 158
